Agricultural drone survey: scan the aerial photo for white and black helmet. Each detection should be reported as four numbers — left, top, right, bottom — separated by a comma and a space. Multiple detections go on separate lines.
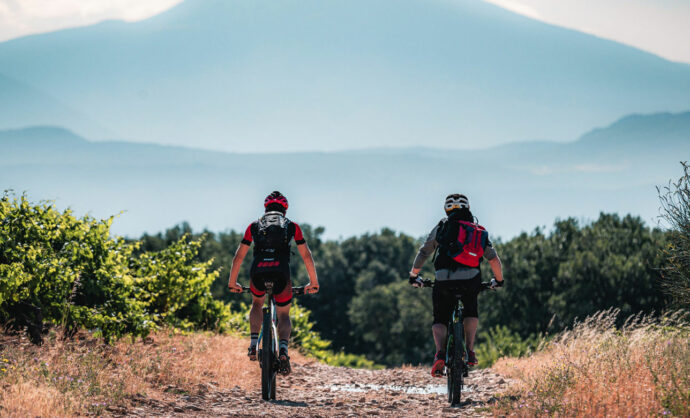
444, 194, 469, 213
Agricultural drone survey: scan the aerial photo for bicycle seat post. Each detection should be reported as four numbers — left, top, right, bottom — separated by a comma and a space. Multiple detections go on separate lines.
263, 281, 274, 313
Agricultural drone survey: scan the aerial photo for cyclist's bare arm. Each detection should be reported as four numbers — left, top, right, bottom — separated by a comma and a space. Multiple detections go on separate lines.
297, 242, 319, 293
488, 255, 503, 282
410, 225, 440, 277
228, 243, 251, 292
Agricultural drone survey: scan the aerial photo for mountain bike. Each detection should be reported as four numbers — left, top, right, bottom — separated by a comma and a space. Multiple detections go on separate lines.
239, 282, 307, 401
415, 277, 492, 406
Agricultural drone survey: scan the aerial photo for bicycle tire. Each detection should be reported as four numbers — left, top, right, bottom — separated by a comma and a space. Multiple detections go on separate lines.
261, 309, 274, 401
450, 320, 465, 405
446, 328, 455, 404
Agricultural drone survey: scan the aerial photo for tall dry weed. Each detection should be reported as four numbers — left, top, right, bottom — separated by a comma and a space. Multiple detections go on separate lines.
492, 309, 689, 417
0, 329, 269, 416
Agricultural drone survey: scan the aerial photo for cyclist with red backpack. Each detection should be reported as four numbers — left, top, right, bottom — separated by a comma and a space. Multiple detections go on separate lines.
408, 194, 504, 376
228, 191, 319, 375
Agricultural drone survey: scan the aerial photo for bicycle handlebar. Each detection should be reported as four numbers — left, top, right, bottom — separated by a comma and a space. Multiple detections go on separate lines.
237, 285, 312, 295
414, 276, 493, 291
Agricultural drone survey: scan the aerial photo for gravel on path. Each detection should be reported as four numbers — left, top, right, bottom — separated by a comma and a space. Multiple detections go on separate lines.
117, 357, 512, 417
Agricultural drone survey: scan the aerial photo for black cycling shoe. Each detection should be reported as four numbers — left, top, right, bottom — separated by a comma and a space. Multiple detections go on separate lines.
278, 348, 291, 376
248, 345, 257, 361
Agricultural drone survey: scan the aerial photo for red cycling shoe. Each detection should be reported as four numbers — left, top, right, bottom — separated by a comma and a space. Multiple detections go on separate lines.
431, 351, 446, 378
467, 350, 478, 366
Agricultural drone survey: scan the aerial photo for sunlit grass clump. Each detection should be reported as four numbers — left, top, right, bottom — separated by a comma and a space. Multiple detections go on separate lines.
0, 329, 261, 416
492, 309, 689, 417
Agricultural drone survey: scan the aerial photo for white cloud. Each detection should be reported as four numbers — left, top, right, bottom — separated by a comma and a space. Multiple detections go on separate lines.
482, 0, 542, 20
480, 0, 690, 64
0, 0, 182, 42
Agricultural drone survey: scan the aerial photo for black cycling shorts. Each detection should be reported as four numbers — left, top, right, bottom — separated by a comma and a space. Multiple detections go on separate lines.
249, 272, 292, 306
432, 273, 482, 325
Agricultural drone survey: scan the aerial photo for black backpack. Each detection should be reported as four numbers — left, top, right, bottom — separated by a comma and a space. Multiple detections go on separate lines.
433, 215, 484, 271
251, 212, 291, 277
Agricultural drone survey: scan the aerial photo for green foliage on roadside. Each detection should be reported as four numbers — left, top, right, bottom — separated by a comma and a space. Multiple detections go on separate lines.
227, 300, 380, 369
658, 162, 690, 307
480, 213, 668, 341
291, 302, 381, 369
475, 326, 544, 368
0, 193, 229, 343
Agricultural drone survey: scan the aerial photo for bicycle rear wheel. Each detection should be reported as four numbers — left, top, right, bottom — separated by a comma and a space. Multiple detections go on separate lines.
449, 321, 465, 405
446, 329, 455, 404
261, 309, 275, 400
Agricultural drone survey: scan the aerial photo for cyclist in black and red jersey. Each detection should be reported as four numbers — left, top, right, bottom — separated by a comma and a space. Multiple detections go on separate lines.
228, 191, 319, 375
408, 194, 504, 376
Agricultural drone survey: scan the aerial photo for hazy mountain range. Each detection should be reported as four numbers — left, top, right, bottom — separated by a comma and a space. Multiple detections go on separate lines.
1, 0, 690, 152
2, 112, 688, 239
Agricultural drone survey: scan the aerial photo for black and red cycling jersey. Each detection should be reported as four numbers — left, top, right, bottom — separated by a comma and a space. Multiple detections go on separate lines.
242, 218, 306, 305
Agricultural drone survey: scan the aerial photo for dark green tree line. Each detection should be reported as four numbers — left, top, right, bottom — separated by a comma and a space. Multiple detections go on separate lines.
145, 212, 669, 366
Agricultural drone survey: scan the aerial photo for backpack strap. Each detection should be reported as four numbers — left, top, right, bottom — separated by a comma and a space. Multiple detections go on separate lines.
431, 219, 446, 263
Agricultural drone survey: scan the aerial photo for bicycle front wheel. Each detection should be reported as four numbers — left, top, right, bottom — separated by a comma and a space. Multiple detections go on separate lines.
261, 310, 275, 400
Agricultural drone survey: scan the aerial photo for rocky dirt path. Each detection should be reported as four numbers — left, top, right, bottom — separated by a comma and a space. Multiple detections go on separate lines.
118, 358, 512, 417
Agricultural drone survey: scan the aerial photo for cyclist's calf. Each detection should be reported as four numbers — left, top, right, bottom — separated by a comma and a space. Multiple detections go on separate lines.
275, 304, 292, 341
249, 295, 265, 334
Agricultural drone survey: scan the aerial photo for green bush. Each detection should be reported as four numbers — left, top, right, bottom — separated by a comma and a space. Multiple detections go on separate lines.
0, 193, 229, 343
227, 300, 380, 369
475, 325, 544, 368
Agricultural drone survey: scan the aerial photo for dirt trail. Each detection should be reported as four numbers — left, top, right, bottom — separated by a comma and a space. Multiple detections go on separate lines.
118, 358, 512, 417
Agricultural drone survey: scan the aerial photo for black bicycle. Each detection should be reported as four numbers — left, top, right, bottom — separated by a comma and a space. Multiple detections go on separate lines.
239, 282, 307, 401
415, 277, 492, 406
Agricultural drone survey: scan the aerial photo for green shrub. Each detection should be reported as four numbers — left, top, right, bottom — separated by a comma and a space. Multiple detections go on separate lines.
0, 193, 228, 343
475, 325, 543, 368
227, 300, 380, 369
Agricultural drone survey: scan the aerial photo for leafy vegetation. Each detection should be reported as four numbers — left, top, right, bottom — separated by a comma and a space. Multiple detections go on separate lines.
3, 165, 677, 368
474, 326, 543, 369
227, 301, 379, 369
0, 194, 375, 368
143, 212, 668, 366
0, 193, 230, 343
658, 161, 690, 307
137, 213, 667, 365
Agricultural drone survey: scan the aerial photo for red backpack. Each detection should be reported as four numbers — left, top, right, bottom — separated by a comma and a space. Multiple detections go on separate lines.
448, 220, 488, 267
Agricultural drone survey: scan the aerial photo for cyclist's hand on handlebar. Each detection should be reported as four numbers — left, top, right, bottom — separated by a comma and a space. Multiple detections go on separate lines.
305, 283, 319, 294
228, 282, 243, 293
409, 274, 424, 288
490, 278, 504, 289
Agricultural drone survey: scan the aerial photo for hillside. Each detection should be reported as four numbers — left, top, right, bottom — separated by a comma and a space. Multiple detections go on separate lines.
2, 111, 688, 239
1, 0, 689, 151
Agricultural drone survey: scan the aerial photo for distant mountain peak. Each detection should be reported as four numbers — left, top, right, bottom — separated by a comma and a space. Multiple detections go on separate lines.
1, 0, 690, 151
578, 111, 690, 145
0, 126, 87, 145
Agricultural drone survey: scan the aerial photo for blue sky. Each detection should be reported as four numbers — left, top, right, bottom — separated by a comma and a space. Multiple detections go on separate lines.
1, 0, 689, 63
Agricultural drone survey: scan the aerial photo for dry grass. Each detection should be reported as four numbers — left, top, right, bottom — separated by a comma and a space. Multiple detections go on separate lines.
491, 309, 689, 417
0, 329, 290, 416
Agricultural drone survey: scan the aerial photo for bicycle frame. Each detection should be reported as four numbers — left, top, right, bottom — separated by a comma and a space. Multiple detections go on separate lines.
256, 282, 279, 362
